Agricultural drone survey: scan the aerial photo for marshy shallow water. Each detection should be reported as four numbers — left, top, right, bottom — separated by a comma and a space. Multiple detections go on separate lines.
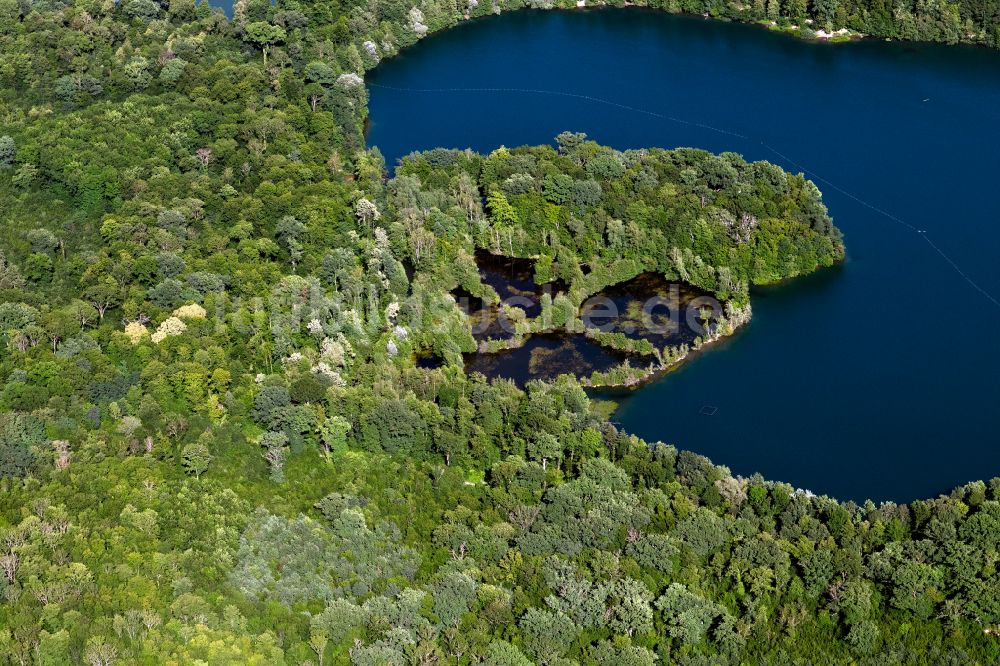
456, 252, 723, 386
465, 333, 633, 386
579, 273, 719, 350
454, 251, 569, 342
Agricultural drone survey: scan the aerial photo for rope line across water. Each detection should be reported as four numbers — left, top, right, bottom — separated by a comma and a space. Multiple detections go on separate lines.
369, 82, 1000, 311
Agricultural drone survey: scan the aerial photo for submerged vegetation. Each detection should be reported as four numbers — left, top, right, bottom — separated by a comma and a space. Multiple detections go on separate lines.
0, 0, 997, 664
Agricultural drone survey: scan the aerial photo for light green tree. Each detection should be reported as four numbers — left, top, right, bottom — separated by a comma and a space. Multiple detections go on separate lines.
181, 440, 212, 478
318, 415, 352, 456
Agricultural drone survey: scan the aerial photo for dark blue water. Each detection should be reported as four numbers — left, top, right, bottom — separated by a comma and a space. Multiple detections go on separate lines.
367, 10, 1000, 502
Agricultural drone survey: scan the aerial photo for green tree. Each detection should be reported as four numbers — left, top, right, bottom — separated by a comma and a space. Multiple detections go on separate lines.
482, 641, 533, 666
276, 216, 306, 271
0, 252, 25, 290
181, 438, 213, 479
519, 608, 578, 662
655, 584, 722, 646
487, 190, 518, 226
433, 572, 477, 627
260, 431, 289, 482
244, 22, 286, 64
318, 415, 352, 456
0, 135, 13, 169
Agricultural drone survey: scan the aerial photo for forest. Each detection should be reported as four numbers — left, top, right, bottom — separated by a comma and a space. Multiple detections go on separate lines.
0, 0, 999, 664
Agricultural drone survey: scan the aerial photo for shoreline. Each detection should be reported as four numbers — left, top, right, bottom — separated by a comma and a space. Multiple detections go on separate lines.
465, 295, 753, 391
581, 256, 847, 390
458, 257, 846, 391
359, 4, 997, 112
580, 302, 752, 389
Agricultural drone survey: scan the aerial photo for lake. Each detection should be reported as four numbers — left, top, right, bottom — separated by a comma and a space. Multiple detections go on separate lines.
366, 9, 1000, 503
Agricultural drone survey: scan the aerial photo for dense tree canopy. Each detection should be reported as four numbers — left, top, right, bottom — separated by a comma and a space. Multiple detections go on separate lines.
0, 0, 996, 664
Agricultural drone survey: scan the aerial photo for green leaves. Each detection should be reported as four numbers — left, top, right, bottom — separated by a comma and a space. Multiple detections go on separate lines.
181, 438, 213, 478
655, 583, 725, 646
243, 22, 287, 64
0, 0, 991, 662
